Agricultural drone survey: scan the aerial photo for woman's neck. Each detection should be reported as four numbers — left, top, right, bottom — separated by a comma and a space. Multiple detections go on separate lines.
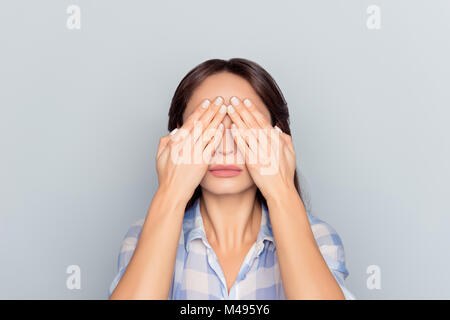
200, 187, 262, 253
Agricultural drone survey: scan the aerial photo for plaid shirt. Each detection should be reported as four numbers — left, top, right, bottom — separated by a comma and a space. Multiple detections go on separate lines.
109, 198, 355, 299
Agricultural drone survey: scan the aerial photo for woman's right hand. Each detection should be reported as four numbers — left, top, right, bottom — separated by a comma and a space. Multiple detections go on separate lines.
155, 97, 227, 203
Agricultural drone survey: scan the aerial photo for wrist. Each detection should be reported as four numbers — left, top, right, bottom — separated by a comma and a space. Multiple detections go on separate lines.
156, 184, 191, 209
264, 183, 299, 208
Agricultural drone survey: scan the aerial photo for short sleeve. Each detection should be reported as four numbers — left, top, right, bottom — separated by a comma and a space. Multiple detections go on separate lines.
308, 214, 356, 300
108, 219, 145, 297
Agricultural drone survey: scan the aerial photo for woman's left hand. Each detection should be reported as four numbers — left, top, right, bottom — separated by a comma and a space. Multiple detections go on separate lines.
227, 97, 347, 300
227, 97, 297, 201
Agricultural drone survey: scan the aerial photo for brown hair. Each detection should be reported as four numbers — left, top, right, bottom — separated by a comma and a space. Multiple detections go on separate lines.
168, 58, 304, 210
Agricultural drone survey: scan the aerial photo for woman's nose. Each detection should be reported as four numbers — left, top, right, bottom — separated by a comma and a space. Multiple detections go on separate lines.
221, 114, 233, 130
216, 115, 235, 156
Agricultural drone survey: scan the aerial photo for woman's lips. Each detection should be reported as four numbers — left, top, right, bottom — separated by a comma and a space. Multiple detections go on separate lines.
209, 165, 242, 178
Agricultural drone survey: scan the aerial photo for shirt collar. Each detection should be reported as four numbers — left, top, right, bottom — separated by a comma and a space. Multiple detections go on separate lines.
183, 198, 274, 252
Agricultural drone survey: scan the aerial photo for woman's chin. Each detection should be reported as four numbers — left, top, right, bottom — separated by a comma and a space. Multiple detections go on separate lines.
201, 188, 251, 196
200, 179, 254, 196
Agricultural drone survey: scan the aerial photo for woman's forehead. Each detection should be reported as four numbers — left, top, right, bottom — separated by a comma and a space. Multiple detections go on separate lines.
183, 72, 272, 122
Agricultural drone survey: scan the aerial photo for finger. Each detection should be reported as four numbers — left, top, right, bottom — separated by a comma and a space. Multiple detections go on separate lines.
203, 123, 225, 164
241, 98, 273, 131
173, 98, 212, 139
167, 126, 191, 164
157, 127, 180, 158
237, 98, 274, 152
168, 124, 190, 151
171, 96, 222, 152
230, 123, 256, 166
156, 134, 172, 159
232, 97, 274, 159
230, 96, 261, 131
199, 103, 227, 150
227, 103, 260, 154
192, 96, 224, 144
274, 126, 295, 153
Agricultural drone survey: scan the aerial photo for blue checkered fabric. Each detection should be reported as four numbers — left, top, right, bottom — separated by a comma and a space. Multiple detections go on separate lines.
109, 198, 355, 299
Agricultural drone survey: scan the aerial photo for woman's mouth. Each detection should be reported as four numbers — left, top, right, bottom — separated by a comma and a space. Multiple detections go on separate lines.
209, 165, 242, 177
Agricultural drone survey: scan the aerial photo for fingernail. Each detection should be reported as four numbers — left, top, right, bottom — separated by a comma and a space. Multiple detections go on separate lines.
274, 126, 282, 133
201, 99, 210, 109
227, 105, 235, 114
170, 128, 178, 135
218, 123, 224, 130
243, 98, 252, 107
219, 104, 226, 114
214, 97, 223, 106
230, 96, 240, 106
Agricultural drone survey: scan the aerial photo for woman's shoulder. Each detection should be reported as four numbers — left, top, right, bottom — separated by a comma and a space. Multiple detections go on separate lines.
307, 213, 342, 244
306, 212, 349, 277
123, 218, 145, 238
117, 218, 145, 252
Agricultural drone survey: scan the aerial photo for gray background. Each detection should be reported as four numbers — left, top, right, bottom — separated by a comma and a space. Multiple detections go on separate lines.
1, 0, 449, 299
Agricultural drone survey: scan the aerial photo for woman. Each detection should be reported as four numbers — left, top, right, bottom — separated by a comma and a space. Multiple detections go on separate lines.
108, 58, 355, 300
